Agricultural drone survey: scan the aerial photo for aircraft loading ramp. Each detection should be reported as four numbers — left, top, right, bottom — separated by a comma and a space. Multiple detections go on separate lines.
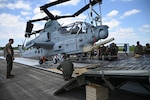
54, 55, 150, 100
0, 55, 150, 100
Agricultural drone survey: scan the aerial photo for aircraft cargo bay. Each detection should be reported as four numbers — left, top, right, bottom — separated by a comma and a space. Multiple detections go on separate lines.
0, 54, 150, 100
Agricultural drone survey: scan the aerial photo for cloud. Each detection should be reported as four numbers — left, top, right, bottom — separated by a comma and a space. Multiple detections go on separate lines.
120, 9, 141, 18
32, 7, 47, 19
110, 0, 116, 1
116, 28, 134, 35
33, 6, 41, 14
0, 13, 26, 39
122, 0, 133, 1
139, 24, 150, 33
51, 10, 62, 16
21, 11, 31, 16
103, 19, 120, 29
111, 28, 137, 39
110, 0, 133, 1
107, 10, 119, 17
108, 27, 138, 44
142, 24, 150, 28
50, 0, 80, 6
0, 1, 31, 10
58, 13, 87, 25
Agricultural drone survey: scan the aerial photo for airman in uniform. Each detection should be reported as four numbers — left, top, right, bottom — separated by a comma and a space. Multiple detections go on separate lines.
57, 53, 74, 81
98, 45, 106, 60
134, 41, 143, 55
144, 43, 150, 54
4, 38, 14, 78
108, 43, 118, 60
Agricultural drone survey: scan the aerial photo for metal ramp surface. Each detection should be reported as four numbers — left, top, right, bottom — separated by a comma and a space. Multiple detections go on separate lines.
54, 55, 150, 97
83, 55, 150, 99
54, 75, 86, 95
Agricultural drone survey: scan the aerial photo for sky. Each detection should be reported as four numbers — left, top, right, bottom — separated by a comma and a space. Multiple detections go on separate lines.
0, 0, 150, 47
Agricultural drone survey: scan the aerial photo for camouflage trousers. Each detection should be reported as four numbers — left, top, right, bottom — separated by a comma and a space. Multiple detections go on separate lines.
6, 55, 13, 76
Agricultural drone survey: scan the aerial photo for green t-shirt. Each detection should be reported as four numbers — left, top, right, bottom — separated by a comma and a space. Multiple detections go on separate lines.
4, 43, 14, 57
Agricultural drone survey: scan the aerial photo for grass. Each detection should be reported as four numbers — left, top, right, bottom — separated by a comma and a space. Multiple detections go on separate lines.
0, 47, 18, 50
130, 46, 135, 52
118, 46, 135, 52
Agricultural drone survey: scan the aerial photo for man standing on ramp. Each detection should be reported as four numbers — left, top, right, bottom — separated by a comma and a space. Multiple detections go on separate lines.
4, 38, 15, 78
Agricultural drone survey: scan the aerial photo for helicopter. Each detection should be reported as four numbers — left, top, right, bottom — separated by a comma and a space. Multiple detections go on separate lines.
18, 0, 113, 63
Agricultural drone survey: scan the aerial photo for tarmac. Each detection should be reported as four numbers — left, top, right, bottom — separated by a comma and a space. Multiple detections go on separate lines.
0, 58, 85, 100
1, 51, 149, 100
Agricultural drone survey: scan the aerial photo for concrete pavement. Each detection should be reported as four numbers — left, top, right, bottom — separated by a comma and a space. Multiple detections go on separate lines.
0, 59, 85, 100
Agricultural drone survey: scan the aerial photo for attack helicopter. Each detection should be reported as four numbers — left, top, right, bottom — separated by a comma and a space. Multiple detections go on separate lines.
18, 0, 113, 63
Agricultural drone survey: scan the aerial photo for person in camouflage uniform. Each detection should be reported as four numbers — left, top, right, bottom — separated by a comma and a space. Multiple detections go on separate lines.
4, 38, 14, 78
108, 43, 118, 60
57, 53, 74, 81
134, 41, 143, 55
144, 43, 150, 54
98, 45, 106, 60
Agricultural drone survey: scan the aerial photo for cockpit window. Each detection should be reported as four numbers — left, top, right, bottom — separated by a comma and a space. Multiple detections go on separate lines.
81, 23, 87, 33
60, 22, 91, 34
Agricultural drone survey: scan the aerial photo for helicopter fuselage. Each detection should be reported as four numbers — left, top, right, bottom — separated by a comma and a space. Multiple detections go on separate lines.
21, 20, 108, 58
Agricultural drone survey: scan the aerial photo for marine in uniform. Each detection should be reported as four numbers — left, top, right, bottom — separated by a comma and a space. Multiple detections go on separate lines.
4, 38, 14, 78
134, 41, 143, 55
108, 43, 118, 60
57, 54, 74, 81
144, 43, 150, 54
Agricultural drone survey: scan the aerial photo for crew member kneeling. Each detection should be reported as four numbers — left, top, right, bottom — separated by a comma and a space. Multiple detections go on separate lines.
57, 53, 74, 81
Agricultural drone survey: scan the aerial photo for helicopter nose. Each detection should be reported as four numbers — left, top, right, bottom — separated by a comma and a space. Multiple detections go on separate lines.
98, 25, 109, 39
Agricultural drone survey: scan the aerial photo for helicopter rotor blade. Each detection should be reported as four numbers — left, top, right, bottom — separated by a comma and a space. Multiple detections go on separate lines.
53, 0, 102, 20
41, 0, 71, 9
40, 0, 71, 19
40, 0, 102, 20
28, 16, 49, 23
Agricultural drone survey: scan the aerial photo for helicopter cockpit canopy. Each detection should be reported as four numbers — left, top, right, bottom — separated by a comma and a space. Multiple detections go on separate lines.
59, 21, 91, 34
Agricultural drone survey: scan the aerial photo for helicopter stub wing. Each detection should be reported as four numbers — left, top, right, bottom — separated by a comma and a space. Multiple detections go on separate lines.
25, 41, 54, 49
83, 37, 114, 52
